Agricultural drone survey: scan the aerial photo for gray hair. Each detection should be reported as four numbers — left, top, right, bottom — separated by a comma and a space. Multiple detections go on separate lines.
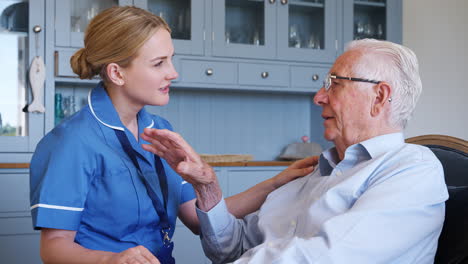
345, 39, 422, 129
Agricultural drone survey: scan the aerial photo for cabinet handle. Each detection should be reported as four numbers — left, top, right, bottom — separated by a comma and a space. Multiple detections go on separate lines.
261, 72, 269, 79
268, 0, 276, 4
33, 25, 42, 33
205, 68, 213, 76
312, 74, 319, 81
280, 0, 288, 5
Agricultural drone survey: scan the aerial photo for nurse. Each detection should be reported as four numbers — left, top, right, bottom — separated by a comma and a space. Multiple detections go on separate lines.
30, 6, 316, 264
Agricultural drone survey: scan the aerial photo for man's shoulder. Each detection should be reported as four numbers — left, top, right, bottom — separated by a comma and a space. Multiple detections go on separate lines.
398, 143, 442, 166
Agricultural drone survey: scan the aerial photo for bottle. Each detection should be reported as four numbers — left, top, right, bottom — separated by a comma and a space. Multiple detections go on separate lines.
70, 96, 76, 115
54, 93, 64, 125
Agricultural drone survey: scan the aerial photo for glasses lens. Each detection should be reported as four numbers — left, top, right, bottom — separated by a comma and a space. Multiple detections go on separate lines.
324, 74, 330, 91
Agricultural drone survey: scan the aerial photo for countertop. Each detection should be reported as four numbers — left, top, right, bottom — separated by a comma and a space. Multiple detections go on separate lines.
0, 161, 294, 169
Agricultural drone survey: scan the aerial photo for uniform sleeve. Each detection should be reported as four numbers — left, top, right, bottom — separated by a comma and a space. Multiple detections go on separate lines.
180, 181, 196, 204
30, 127, 96, 231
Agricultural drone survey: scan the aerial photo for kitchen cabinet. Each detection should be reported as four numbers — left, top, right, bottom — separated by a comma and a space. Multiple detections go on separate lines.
341, 0, 402, 50
133, 0, 205, 55
0, 168, 41, 264
54, 0, 132, 48
0, 0, 402, 161
0, 0, 45, 160
213, 0, 338, 63
55, 0, 204, 55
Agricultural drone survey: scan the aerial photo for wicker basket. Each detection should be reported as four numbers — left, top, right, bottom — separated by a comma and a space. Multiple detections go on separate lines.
200, 154, 254, 163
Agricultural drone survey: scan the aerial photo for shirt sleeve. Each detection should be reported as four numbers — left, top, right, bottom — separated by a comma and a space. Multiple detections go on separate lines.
199, 157, 448, 264
196, 198, 264, 264
30, 127, 96, 231
239, 159, 447, 263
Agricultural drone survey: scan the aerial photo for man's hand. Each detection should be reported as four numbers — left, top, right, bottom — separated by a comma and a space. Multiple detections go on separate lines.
141, 128, 215, 185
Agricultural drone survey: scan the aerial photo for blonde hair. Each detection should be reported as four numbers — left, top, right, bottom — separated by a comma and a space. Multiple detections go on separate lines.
70, 6, 170, 82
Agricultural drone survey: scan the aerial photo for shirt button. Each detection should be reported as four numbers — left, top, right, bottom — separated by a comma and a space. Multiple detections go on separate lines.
268, 242, 275, 247
290, 220, 296, 227
336, 170, 342, 176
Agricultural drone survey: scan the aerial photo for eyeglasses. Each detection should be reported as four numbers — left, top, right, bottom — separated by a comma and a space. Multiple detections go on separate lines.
323, 73, 381, 91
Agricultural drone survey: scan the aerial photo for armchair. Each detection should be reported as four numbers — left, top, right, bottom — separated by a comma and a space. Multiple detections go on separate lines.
406, 134, 468, 264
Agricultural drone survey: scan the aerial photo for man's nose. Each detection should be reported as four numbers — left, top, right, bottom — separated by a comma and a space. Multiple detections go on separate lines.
313, 87, 328, 106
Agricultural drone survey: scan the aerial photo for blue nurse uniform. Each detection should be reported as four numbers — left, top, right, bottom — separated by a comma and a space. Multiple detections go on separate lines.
30, 82, 195, 256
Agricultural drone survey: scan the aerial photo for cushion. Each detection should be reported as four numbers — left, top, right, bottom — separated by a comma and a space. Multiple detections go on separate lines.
434, 186, 468, 264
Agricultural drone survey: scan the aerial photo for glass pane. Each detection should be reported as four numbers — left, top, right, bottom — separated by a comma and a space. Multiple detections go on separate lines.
0, 0, 28, 137
225, 0, 264, 46
70, 0, 118, 33
148, 0, 191, 40
289, 0, 324, 49
354, 0, 386, 40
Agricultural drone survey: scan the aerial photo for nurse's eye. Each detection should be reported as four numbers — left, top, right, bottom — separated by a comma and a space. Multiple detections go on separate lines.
154, 61, 163, 67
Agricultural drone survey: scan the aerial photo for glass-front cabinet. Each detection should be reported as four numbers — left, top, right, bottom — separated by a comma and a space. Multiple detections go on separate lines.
55, 0, 130, 48
277, 0, 337, 62
213, 0, 337, 63
133, 0, 204, 55
212, 0, 276, 59
55, 0, 204, 55
343, 0, 402, 45
0, 0, 45, 154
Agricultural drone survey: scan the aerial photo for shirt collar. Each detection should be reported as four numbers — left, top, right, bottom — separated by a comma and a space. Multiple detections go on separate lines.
88, 82, 155, 131
359, 132, 405, 159
319, 132, 405, 176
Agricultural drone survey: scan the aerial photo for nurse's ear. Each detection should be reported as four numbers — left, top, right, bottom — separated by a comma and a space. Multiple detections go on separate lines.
106, 63, 125, 86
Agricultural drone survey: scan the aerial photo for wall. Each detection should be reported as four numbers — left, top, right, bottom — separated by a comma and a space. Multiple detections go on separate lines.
403, 0, 468, 140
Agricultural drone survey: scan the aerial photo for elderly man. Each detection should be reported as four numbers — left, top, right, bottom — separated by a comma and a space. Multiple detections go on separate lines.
142, 39, 448, 263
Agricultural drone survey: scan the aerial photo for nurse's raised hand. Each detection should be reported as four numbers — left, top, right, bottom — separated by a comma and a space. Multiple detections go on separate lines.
105, 245, 160, 264
141, 128, 216, 186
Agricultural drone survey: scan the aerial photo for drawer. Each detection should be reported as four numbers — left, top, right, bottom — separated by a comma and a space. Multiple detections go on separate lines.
291, 66, 329, 91
55, 49, 77, 77
238, 63, 289, 87
181, 60, 237, 85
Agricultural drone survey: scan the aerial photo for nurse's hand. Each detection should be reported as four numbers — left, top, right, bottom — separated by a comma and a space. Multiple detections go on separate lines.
106, 245, 160, 264
141, 128, 216, 185
271, 156, 318, 188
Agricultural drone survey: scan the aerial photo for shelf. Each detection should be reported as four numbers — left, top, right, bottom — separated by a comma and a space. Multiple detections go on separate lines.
55, 77, 100, 85
354, 1, 386, 8
289, 2, 324, 8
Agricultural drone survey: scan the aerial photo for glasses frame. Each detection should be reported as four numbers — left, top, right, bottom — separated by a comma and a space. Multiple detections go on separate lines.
323, 73, 381, 91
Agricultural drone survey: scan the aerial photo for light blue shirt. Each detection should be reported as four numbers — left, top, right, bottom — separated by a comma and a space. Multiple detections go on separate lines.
197, 133, 448, 264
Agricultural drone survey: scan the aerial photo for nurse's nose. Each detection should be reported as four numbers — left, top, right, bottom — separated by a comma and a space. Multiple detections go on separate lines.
313, 87, 329, 106
167, 63, 179, 80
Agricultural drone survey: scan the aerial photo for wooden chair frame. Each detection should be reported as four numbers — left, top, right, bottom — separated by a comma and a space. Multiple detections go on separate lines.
405, 134, 468, 154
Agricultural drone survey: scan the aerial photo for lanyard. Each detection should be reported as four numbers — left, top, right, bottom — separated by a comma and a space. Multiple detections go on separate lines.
114, 129, 173, 245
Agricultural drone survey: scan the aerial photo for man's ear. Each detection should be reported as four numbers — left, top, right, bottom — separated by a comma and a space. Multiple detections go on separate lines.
371, 82, 392, 117
106, 63, 125, 86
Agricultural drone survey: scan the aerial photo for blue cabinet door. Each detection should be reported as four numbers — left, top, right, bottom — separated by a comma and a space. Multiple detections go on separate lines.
0, 169, 41, 264
133, 0, 205, 55
342, 0, 402, 50
54, 0, 132, 48
277, 0, 338, 63
0, 0, 45, 158
212, 0, 277, 60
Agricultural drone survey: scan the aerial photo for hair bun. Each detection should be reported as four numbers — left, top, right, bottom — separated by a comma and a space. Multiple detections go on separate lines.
70, 48, 96, 79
